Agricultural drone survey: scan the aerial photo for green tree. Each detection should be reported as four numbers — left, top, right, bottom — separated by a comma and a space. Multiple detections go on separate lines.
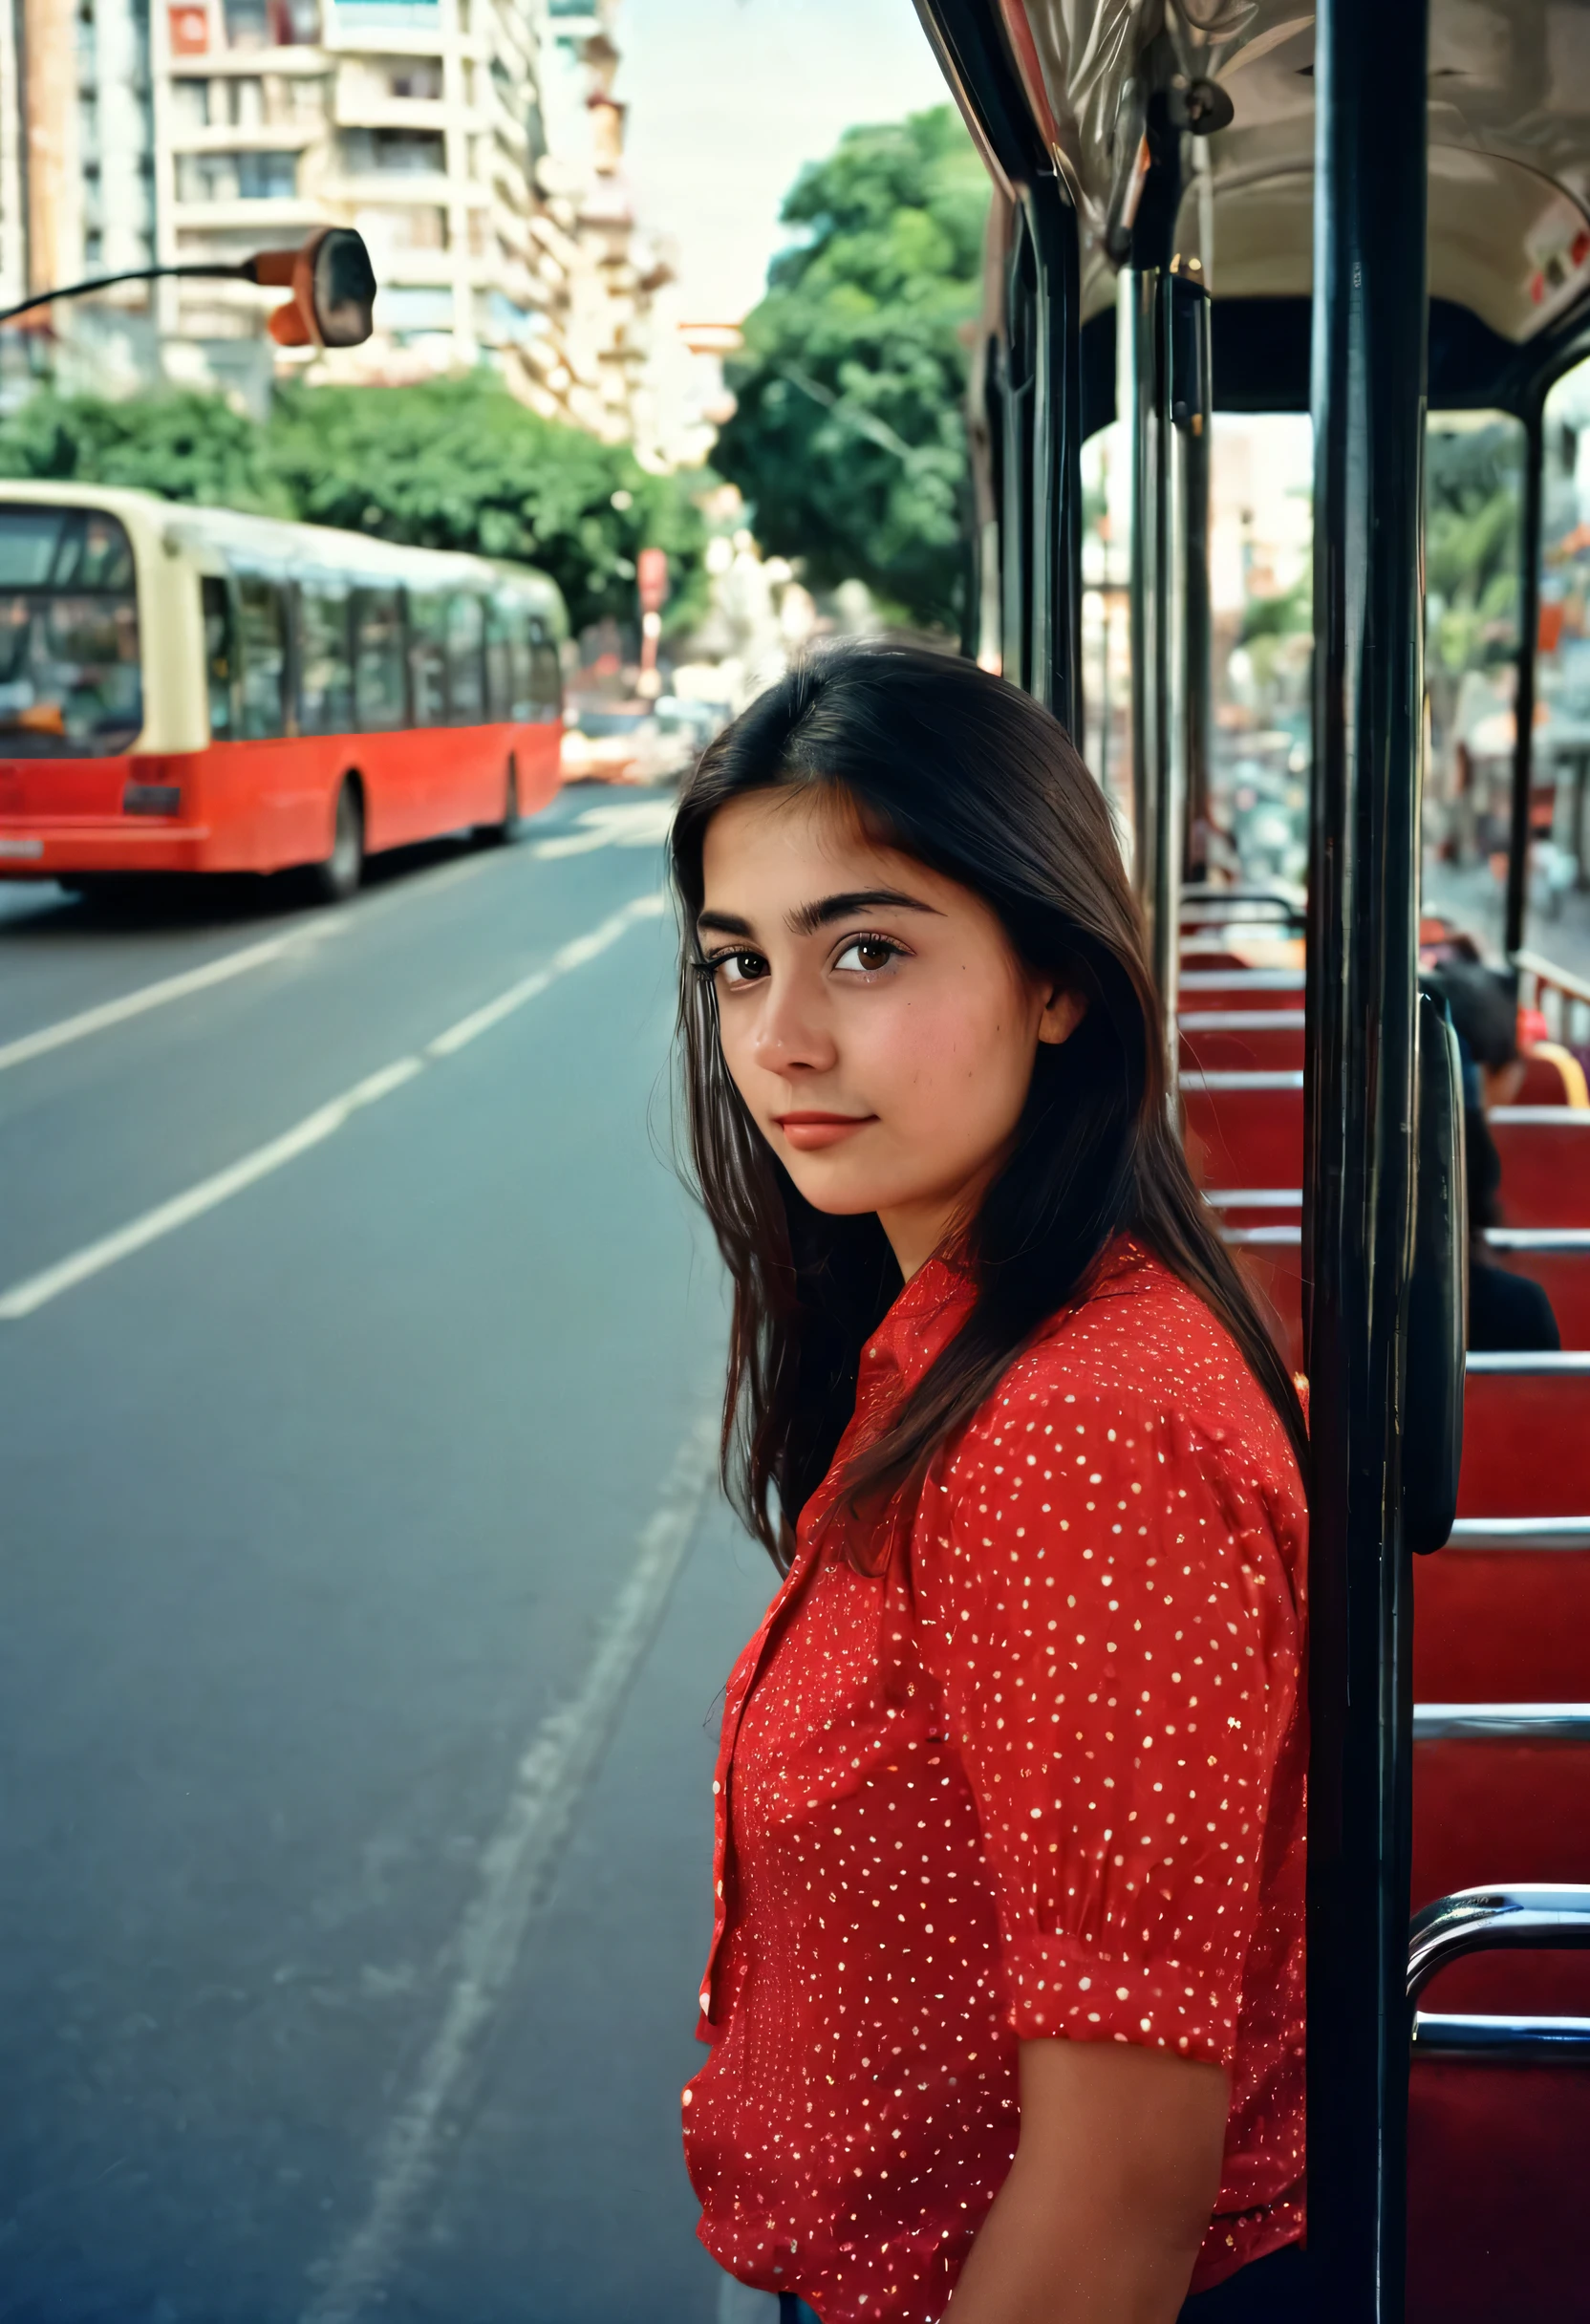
1426, 420, 1524, 677
0, 386, 286, 511
264, 376, 708, 635
0, 376, 709, 636
713, 104, 990, 632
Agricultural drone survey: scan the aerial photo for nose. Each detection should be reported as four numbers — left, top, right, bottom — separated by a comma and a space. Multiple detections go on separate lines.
749, 968, 837, 1078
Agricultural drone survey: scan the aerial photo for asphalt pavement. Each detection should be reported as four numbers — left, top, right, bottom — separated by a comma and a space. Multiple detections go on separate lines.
0, 791, 777, 2324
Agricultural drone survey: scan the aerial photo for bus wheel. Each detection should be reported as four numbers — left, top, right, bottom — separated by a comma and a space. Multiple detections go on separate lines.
475, 754, 520, 847
309, 779, 364, 904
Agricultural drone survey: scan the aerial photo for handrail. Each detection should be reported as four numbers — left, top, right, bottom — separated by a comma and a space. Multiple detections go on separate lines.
1447, 1517, 1590, 1550
1489, 1105, 1590, 1126
1413, 1703, 1590, 1739
1182, 1067, 1306, 1091
1179, 968, 1305, 992
1515, 948, 1590, 1048
1180, 1008, 1307, 1031
1485, 1227, 1590, 1252
1221, 1223, 1302, 1247
1204, 1187, 1303, 1208
1466, 1349, 1590, 1374
1412, 2012, 1590, 2061
1407, 1884, 1590, 2003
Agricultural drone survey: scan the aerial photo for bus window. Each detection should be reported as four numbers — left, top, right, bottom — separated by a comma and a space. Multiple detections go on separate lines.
484, 597, 515, 722
353, 587, 407, 732
409, 591, 449, 726
447, 593, 485, 725
529, 620, 562, 721
201, 576, 235, 741
298, 581, 355, 737
0, 504, 142, 757
236, 575, 290, 742
1423, 414, 1525, 880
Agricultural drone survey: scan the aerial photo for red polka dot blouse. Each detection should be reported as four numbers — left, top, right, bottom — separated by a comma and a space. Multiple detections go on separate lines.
682, 1237, 1307, 2324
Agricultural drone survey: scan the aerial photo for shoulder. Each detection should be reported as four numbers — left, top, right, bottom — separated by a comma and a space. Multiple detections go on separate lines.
942, 1240, 1303, 1522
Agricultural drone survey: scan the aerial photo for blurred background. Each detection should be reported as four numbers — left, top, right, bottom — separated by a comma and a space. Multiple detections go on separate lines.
3, 5, 1590, 2321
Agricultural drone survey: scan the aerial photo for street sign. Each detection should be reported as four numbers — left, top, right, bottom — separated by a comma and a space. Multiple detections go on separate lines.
637, 548, 669, 612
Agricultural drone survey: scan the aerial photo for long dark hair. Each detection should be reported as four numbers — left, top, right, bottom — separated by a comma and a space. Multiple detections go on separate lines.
671, 641, 1308, 1570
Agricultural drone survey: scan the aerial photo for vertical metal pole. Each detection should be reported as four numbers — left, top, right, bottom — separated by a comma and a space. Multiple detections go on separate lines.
1181, 289, 1214, 886
1001, 217, 1036, 700
1304, 0, 1429, 2315
1505, 403, 1543, 960
1024, 177, 1083, 734
1126, 264, 1181, 1068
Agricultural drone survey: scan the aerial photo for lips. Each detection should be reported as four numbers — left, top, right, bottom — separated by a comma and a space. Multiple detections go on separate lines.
773, 1110, 875, 1151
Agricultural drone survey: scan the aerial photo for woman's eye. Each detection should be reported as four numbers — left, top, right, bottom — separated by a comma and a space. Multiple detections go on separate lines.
833, 935, 902, 975
713, 950, 768, 987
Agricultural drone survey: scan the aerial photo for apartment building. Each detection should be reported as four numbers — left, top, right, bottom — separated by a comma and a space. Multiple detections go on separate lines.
0, 0, 675, 447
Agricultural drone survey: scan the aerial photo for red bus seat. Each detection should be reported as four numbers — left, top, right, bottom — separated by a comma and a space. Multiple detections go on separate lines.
1488, 1108, 1590, 1228
1412, 1710, 1590, 2015
1178, 1011, 1305, 1073
1223, 1224, 1304, 1371
1408, 2060, 1590, 2324
1481, 1229, 1590, 1345
1182, 1069, 1304, 1192
1178, 968, 1305, 1013
1458, 1353, 1590, 1515
1407, 1886, 1590, 2324
1514, 1041, 1590, 1108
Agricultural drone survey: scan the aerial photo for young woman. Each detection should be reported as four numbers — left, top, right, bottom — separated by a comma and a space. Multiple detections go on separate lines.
673, 645, 1308, 2324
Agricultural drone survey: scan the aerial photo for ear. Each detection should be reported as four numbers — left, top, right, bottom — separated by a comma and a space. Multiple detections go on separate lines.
1037, 985, 1087, 1046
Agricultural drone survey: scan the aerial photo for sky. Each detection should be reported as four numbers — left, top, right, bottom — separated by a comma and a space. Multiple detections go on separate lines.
617, 0, 955, 324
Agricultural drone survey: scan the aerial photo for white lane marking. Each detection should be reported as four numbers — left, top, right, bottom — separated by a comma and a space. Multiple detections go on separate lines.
426, 890, 664, 1058
0, 817, 538, 1081
0, 921, 352, 1077
300, 1411, 719, 2324
530, 797, 676, 860
0, 889, 668, 1321
0, 1059, 424, 1322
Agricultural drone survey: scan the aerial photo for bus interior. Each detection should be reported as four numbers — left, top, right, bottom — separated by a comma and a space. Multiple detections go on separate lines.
915, 1, 1590, 2316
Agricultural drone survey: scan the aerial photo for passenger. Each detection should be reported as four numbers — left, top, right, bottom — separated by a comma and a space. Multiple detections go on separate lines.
1428, 959, 1560, 1352
671, 644, 1311, 2324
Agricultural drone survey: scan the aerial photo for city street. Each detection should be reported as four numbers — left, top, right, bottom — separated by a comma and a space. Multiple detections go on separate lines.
0, 790, 775, 2324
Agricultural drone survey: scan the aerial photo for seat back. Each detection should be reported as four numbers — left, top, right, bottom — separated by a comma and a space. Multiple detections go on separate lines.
1488, 1108, 1590, 1227
1514, 1041, 1590, 1108
1484, 1230, 1590, 1346
1182, 1070, 1304, 1191
1178, 968, 1305, 1012
1179, 1010, 1305, 1073
1223, 1224, 1304, 1370
1459, 1353, 1590, 1515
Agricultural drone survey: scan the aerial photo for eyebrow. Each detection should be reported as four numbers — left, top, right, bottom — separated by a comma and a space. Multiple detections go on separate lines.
696, 888, 944, 941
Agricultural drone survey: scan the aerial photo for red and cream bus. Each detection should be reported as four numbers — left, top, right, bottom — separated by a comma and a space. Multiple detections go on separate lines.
0, 484, 568, 900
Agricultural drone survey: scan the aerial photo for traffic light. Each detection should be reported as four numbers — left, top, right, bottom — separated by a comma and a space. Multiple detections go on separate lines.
244, 228, 376, 350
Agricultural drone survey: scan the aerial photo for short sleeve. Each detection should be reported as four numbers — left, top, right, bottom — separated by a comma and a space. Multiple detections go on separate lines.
912, 1378, 1300, 2067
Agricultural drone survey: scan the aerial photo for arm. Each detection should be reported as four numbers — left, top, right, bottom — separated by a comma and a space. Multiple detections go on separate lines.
945, 2037, 1229, 2324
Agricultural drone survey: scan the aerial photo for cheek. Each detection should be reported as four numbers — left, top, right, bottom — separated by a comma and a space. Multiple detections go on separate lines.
867, 977, 1034, 1116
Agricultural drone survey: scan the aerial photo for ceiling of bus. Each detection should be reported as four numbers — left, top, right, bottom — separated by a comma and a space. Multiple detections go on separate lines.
993, 1, 1590, 339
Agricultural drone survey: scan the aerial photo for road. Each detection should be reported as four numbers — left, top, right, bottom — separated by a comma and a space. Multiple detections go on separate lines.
0, 793, 777, 2324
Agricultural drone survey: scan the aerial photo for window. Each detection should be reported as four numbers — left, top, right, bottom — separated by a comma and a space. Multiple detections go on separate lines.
353, 587, 407, 730
340, 127, 446, 177
408, 591, 448, 724
0, 505, 142, 758
529, 620, 562, 721
202, 576, 235, 741
298, 582, 354, 736
176, 150, 299, 202
446, 594, 485, 724
484, 596, 517, 721
170, 78, 209, 130
236, 574, 290, 740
